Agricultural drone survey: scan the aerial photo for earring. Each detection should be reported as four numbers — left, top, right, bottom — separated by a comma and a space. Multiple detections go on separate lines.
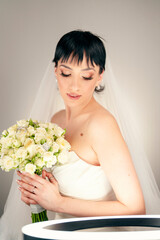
96, 85, 101, 91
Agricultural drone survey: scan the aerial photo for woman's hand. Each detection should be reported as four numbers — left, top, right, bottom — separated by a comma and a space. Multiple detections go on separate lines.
17, 170, 63, 212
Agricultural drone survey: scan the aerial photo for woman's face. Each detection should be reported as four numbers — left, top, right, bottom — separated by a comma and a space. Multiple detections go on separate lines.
54, 55, 103, 108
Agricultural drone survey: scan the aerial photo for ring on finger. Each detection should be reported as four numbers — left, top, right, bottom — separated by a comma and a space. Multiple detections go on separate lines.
49, 177, 54, 181
32, 185, 36, 194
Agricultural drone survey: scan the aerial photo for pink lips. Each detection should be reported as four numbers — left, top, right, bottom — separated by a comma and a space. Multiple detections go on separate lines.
67, 93, 81, 100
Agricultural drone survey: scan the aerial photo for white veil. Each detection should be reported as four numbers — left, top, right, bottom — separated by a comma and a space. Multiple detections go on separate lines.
0, 51, 160, 240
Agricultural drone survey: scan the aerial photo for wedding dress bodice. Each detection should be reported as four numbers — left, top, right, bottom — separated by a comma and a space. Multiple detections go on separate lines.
51, 151, 115, 219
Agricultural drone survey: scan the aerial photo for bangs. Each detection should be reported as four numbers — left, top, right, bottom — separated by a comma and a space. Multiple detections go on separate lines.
60, 50, 95, 67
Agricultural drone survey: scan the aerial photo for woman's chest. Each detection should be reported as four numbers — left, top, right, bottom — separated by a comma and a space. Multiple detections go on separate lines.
64, 122, 99, 166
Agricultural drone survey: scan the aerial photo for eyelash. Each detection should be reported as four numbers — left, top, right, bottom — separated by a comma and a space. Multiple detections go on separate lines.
83, 76, 93, 80
60, 72, 71, 77
60, 72, 93, 80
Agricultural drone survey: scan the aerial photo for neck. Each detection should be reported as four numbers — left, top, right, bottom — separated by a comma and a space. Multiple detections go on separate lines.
65, 96, 96, 124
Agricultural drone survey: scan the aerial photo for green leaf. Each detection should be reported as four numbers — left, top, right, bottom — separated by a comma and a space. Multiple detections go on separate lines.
36, 152, 41, 158
29, 134, 35, 139
35, 168, 42, 176
28, 119, 39, 128
40, 139, 46, 145
54, 150, 60, 157
2, 131, 9, 137
62, 128, 66, 136
53, 135, 57, 141
48, 146, 53, 152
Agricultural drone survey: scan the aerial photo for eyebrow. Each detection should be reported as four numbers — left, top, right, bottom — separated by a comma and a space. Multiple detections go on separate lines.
60, 64, 95, 72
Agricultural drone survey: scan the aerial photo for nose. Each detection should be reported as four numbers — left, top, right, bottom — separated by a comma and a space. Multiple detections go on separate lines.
69, 76, 80, 92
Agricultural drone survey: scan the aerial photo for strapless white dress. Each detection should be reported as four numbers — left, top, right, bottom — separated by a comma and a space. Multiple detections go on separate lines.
51, 151, 116, 220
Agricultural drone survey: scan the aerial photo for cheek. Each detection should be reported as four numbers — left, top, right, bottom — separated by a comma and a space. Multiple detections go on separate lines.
82, 81, 96, 93
57, 79, 67, 92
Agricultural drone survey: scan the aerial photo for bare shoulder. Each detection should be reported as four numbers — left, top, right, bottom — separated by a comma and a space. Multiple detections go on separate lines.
89, 106, 120, 135
51, 110, 65, 127
88, 104, 126, 155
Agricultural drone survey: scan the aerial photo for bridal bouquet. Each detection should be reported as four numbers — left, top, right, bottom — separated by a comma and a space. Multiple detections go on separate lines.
0, 119, 71, 222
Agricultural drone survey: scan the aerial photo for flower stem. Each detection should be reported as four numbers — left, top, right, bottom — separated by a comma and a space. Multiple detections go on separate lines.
31, 210, 48, 223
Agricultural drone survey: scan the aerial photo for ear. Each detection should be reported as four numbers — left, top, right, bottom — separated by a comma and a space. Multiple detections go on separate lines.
96, 70, 104, 87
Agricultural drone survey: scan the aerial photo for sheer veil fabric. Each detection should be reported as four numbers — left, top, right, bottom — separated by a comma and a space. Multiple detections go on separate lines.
0, 54, 160, 240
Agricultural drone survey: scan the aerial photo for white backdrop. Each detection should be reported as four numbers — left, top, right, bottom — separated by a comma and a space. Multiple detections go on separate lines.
0, 0, 160, 217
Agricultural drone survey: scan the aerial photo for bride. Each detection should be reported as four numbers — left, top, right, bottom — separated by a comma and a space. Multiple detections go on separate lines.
0, 30, 160, 239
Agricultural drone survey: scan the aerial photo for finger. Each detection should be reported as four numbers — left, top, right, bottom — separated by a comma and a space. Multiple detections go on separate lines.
17, 180, 37, 194
22, 172, 45, 184
18, 172, 43, 189
21, 171, 45, 185
42, 169, 48, 179
21, 193, 37, 205
45, 172, 57, 184
17, 176, 42, 191
18, 187, 37, 201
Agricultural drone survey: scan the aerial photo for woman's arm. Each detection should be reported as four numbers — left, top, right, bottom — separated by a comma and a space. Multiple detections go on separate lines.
88, 113, 145, 215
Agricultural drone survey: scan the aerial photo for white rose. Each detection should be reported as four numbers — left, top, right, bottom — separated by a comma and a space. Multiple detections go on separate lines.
12, 138, 21, 148
2, 130, 9, 137
56, 137, 71, 150
35, 145, 46, 155
35, 158, 45, 168
16, 147, 28, 160
45, 135, 53, 146
16, 130, 27, 144
36, 127, 46, 135
46, 128, 54, 136
39, 123, 48, 129
51, 142, 60, 153
1, 146, 9, 155
43, 152, 54, 162
17, 120, 29, 128
25, 163, 36, 174
7, 124, 17, 136
24, 139, 36, 157
53, 124, 65, 137
3, 137, 13, 148
34, 132, 46, 144
46, 157, 57, 168
19, 160, 28, 172
48, 122, 56, 129
57, 150, 69, 164
11, 155, 19, 168
27, 126, 36, 136
46, 160, 56, 168
43, 152, 57, 168
24, 138, 34, 148
0, 136, 9, 146
3, 156, 15, 171
7, 148, 14, 157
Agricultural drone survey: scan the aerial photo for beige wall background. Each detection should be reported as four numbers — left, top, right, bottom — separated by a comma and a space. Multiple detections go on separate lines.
0, 0, 160, 217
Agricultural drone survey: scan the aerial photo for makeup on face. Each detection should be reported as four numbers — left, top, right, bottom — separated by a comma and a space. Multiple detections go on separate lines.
59, 64, 96, 81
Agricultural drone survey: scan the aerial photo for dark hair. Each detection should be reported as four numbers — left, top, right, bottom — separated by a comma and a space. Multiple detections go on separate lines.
53, 30, 106, 92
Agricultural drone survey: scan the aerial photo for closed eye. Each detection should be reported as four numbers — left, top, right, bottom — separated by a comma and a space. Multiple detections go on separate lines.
83, 76, 93, 80
60, 72, 71, 77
